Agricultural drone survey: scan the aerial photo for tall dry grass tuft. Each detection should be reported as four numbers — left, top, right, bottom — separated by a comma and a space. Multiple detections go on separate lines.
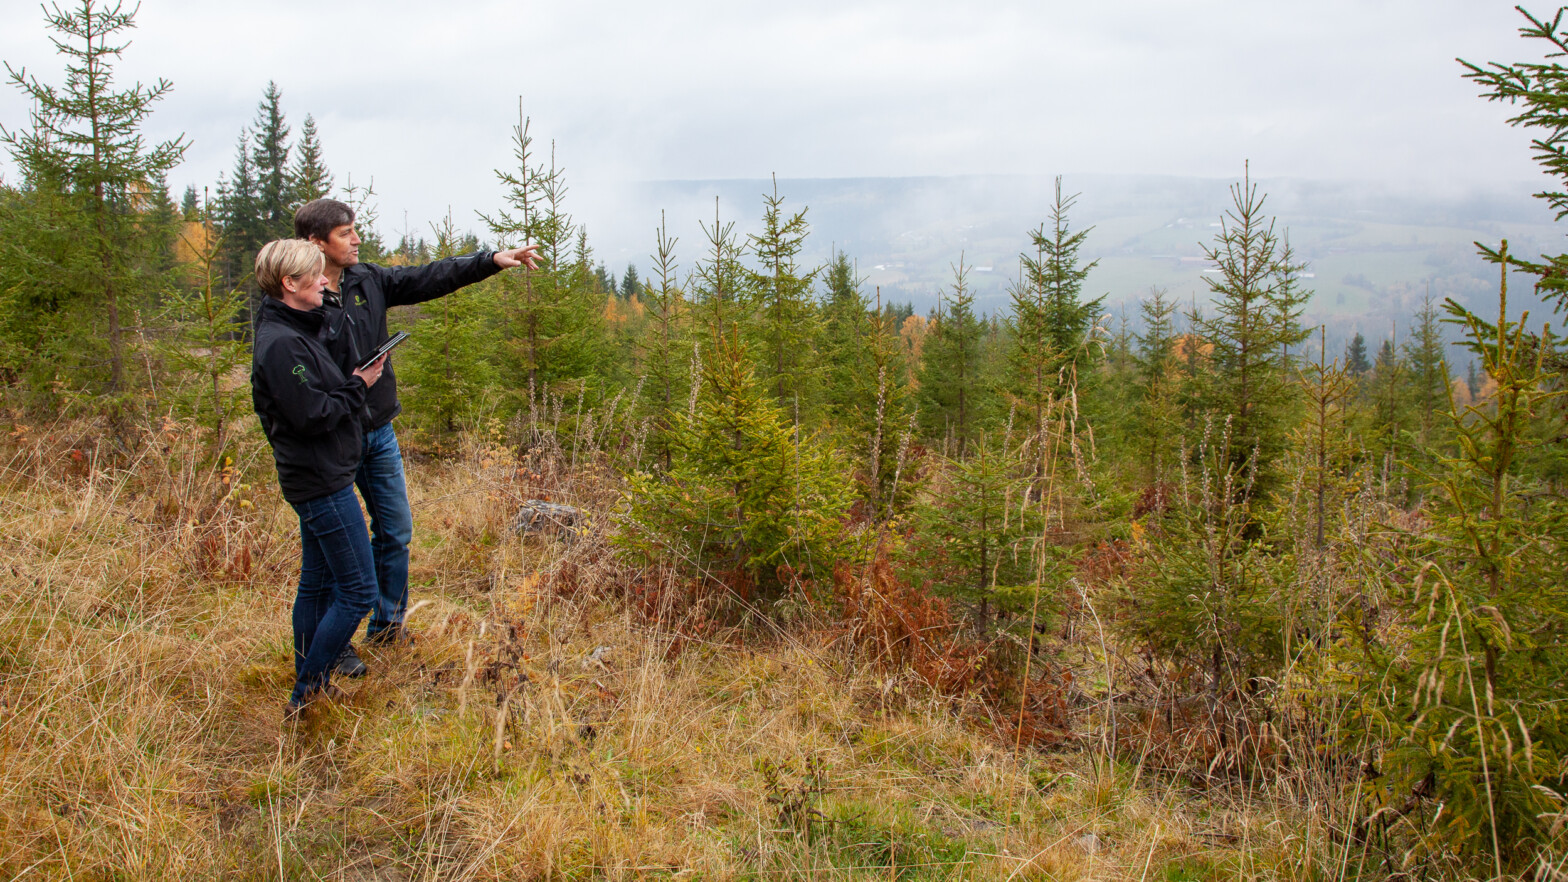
0, 415, 292, 877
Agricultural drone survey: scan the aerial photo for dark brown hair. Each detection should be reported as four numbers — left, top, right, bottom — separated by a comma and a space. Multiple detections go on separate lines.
293, 198, 355, 241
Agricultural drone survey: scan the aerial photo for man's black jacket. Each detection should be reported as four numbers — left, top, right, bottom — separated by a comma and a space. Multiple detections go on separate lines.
251, 297, 368, 504
325, 252, 501, 429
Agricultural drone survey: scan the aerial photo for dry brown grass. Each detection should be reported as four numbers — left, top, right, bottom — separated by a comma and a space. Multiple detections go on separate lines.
0, 415, 1340, 880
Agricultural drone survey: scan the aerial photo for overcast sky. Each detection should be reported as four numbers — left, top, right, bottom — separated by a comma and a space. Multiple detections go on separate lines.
0, 0, 1555, 243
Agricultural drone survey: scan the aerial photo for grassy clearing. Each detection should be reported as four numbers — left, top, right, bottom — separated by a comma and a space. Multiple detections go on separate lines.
0, 419, 1337, 880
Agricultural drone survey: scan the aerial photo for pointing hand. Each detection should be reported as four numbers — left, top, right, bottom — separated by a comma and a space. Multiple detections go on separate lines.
494, 244, 545, 270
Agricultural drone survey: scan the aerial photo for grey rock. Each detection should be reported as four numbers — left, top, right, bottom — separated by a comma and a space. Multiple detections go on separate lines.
1075, 832, 1106, 854
513, 500, 580, 535
583, 645, 612, 670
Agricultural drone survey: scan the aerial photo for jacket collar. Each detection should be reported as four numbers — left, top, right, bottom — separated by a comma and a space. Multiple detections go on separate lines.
258, 295, 328, 334
334, 263, 369, 307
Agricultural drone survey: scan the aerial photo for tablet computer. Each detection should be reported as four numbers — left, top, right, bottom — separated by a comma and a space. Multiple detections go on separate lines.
358, 331, 410, 371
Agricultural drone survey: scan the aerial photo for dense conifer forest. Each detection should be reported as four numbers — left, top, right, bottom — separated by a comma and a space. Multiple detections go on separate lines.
1, 2, 1566, 878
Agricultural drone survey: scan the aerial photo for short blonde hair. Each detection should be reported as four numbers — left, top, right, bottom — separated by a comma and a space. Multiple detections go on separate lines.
255, 239, 326, 298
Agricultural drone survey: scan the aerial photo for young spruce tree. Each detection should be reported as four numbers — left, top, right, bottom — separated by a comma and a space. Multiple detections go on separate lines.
917, 255, 989, 458
480, 113, 605, 407
1186, 168, 1312, 503
1132, 286, 1184, 484
620, 216, 850, 591
818, 250, 872, 427
746, 177, 819, 412
0, 0, 187, 410
1350, 245, 1568, 871
635, 212, 690, 470
1008, 177, 1104, 500
157, 215, 249, 452
393, 211, 493, 436
913, 428, 1043, 627
1404, 294, 1452, 451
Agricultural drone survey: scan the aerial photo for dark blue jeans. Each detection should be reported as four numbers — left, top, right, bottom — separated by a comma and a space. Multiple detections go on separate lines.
289, 484, 378, 704
356, 422, 413, 639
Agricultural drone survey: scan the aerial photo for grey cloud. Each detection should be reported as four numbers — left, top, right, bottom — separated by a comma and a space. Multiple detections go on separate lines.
0, 0, 1551, 238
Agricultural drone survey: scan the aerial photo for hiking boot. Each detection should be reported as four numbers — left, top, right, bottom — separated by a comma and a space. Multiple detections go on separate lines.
333, 643, 368, 678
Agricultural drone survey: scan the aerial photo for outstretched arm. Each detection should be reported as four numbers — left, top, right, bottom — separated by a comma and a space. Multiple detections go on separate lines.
378, 246, 548, 307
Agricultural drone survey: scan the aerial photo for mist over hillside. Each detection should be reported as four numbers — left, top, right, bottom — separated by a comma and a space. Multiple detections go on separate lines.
574, 173, 1566, 353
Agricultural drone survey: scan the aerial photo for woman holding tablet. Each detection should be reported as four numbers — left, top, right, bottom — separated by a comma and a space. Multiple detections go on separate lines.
249, 238, 387, 717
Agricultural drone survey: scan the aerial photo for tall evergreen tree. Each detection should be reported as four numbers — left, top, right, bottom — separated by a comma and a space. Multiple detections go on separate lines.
0, 0, 187, 407
214, 129, 263, 283
290, 113, 332, 204
180, 183, 199, 221
592, 261, 615, 297
1345, 332, 1371, 376
250, 82, 292, 240
619, 263, 640, 301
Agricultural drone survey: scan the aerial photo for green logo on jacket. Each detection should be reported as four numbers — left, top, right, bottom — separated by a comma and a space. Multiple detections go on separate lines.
292, 365, 308, 385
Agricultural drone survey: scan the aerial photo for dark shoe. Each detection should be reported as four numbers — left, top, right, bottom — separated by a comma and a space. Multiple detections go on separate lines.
365, 624, 416, 647
333, 643, 368, 678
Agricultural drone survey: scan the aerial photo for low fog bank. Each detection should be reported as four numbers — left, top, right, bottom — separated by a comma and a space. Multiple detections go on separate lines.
564, 173, 1565, 354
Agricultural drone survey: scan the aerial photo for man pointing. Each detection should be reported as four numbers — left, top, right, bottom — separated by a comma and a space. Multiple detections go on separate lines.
294, 198, 542, 676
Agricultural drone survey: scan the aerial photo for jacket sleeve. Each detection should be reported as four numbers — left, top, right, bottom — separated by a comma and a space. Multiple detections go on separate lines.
256, 337, 367, 436
376, 251, 503, 308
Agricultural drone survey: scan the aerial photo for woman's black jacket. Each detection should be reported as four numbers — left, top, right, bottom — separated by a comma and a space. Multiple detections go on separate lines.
251, 296, 368, 504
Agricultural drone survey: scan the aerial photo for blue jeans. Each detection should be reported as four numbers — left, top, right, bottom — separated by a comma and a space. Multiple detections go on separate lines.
290, 484, 378, 704
356, 422, 413, 639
